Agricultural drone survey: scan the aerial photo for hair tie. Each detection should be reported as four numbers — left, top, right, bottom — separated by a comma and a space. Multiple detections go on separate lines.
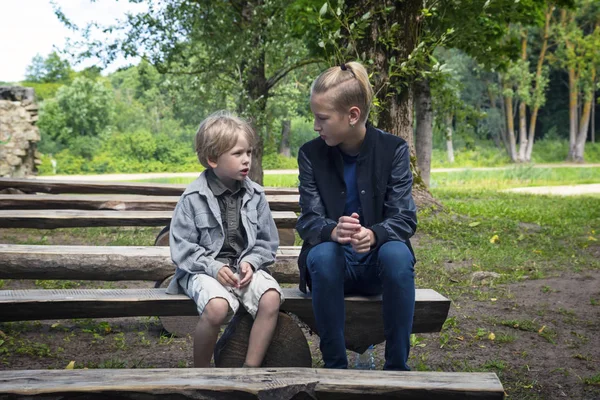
340, 63, 348, 71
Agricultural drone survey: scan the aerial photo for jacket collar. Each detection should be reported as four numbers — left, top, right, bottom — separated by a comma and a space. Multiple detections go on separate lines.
184, 170, 261, 198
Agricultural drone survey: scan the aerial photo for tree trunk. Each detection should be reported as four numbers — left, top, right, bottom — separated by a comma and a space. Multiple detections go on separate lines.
414, 79, 433, 187
567, 67, 579, 161
525, 5, 554, 161
445, 114, 455, 163
517, 30, 528, 162
574, 70, 596, 162
489, 81, 510, 152
278, 119, 291, 157
592, 84, 596, 143
503, 86, 518, 161
244, 52, 269, 185
356, 0, 438, 209
518, 100, 528, 162
574, 97, 592, 162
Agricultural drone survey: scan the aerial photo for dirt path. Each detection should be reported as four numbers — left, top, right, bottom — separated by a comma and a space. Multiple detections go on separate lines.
505, 183, 600, 196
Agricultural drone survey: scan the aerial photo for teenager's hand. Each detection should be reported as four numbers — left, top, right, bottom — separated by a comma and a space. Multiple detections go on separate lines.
331, 212, 361, 244
217, 266, 238, 287
351, 227, 376, 253
238, 262, 254, 288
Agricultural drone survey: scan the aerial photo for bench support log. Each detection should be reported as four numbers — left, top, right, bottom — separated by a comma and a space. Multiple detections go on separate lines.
214, 311, 313, 368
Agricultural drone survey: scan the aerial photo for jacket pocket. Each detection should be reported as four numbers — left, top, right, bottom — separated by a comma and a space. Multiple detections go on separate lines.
194, 213, 219, 248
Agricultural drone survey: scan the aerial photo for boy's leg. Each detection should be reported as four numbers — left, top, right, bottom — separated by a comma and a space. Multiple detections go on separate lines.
235, 270, 284, 367
179, 273, 238, 368
306, 242, 347, 368
377, 241, 415, 371
245, 289, 281, 367
194, 297, 230, 367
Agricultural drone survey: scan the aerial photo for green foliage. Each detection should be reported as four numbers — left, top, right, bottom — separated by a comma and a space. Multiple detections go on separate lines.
262, 154, 298, 170
432, 147, 511, 168
37, 77, 114, 155
432, 140, 600, 169
18, 81, 63, 102
25, 51, 73, 84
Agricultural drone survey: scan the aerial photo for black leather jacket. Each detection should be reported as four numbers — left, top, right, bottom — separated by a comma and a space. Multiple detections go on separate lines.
295, 124, 418, 293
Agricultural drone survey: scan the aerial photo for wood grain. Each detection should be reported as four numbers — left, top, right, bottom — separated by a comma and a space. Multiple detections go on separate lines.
0, 244, 300, 283
0, 210, 297, 229
0, 177, 298, 196
0, 368, 505, 399
0, 194, 300, 212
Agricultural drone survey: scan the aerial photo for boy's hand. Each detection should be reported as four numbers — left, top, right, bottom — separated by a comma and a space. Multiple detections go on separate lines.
351, 227, 376, 253
217, 266, 238, 287
238, 261, 254, 288
332, 212, 361, 244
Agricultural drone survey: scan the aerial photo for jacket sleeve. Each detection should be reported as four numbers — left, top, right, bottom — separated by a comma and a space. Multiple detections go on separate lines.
295, 147, 338, 245
169, 197, 225, 280
370, 142, 418, 247
239, 192, 278, 270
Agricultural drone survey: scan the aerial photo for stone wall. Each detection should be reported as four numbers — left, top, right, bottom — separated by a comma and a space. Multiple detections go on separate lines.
0, 86, 41, 177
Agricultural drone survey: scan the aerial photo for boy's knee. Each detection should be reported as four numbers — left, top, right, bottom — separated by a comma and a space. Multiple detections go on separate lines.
258, 289, 281, 316
201, 297, 230, 326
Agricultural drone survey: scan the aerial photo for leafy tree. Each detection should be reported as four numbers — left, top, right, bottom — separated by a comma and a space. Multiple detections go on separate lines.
37, 77, 114, 158
25, 51, 73, 84
552, 0, 600, 161
54, 0, 321, 183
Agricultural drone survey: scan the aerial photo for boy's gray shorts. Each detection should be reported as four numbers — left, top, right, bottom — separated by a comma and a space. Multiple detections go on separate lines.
178, 270, 284, 321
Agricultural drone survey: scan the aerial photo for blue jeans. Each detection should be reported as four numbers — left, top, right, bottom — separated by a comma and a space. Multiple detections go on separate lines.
306, 241, 415, 370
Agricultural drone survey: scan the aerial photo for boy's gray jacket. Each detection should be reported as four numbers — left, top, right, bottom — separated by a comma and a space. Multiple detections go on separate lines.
167, 172, 279, 294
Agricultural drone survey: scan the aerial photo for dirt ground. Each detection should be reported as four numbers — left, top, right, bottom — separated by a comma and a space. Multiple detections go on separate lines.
0, 230, 599, 399
1, 272, 599, 399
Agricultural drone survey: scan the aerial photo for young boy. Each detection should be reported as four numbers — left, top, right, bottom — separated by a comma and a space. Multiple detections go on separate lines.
167, 110, 284, 368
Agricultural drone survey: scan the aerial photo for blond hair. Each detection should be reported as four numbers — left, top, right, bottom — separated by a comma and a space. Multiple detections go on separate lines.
194, 110, 255, 169
311, 61, 374, 123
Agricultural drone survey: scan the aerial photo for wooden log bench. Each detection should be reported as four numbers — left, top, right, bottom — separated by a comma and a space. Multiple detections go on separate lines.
0, 209, 297, 229
0, 193, 300, 212
0, 244, 299, 283
0, 190, 299, 245
0, 287, 449, 349
0, 242, 451, 359
0, 181, 452, 369
0, 368, 506, 399
0, 244, 450, 352
0, 186, 504, 397
0, 177, 298, 196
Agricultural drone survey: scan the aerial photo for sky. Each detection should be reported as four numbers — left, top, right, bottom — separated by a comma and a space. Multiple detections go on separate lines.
0, 0, 147, 83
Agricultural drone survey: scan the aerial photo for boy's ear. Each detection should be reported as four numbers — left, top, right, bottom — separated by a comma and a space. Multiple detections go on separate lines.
206, 157, 218, 169
349, 106, 362, 126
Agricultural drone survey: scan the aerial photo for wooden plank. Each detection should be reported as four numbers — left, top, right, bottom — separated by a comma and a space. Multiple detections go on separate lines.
0, 210, 297, 229
0, 194, 300, 212
0, 244, 300, 283
0, 288, 451, 352
0, 368, 505, 399
0, 177, 298, 196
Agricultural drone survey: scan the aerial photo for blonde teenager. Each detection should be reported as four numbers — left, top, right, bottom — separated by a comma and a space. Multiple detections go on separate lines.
296, 62, 417, 370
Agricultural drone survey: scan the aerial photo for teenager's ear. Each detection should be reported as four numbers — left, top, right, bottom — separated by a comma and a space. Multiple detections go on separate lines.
349, 106, 362, 126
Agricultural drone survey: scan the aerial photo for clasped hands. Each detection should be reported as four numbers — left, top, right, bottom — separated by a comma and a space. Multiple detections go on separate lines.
217, 261, 253, 288
331, 212, 376, 253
